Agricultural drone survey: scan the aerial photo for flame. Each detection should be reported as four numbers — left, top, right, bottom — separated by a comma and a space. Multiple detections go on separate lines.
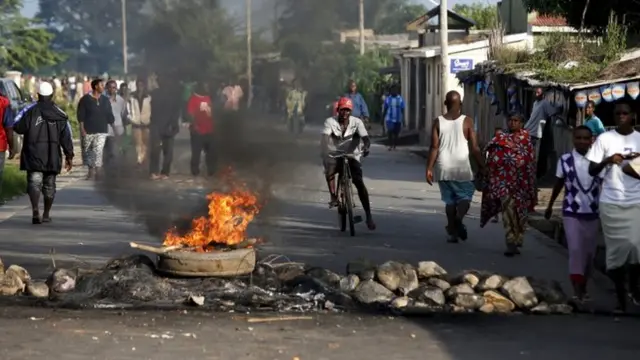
162, 188, 260, 252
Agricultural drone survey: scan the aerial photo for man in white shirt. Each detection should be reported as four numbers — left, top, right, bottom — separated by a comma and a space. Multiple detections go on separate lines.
586, 101, 640, 312
321, 97, 375, 230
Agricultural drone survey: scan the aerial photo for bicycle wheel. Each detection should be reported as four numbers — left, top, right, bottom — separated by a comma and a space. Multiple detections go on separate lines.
337, 175, 347, 232
343, 167, 356, 237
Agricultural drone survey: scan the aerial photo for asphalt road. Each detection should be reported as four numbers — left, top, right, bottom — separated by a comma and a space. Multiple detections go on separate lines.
0, 116, 639, 359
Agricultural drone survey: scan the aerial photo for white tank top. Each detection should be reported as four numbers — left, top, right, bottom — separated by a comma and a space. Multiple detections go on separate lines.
434, 115, 474, 181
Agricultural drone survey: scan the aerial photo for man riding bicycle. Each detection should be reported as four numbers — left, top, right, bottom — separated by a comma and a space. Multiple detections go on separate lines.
321, 97, 376, 230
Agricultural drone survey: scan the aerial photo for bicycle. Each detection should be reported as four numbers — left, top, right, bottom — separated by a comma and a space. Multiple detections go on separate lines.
328, 150, 362, 236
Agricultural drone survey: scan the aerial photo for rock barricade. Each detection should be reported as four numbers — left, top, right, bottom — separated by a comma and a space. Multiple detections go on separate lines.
0, 255, 574, 315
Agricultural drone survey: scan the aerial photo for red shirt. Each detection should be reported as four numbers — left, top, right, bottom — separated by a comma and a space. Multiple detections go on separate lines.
187, 94, 214, 134
0, 95, 11, 152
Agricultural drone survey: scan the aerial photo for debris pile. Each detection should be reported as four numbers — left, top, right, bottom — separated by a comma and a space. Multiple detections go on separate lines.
0, 255, 572, 315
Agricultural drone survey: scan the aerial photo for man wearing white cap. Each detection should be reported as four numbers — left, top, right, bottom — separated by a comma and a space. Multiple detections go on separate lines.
12, 81, 74, 224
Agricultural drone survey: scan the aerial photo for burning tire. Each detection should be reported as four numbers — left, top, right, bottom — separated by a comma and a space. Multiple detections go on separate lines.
157, 248, 256, 277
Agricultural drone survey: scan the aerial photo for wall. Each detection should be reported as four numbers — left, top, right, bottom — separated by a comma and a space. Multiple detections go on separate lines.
398, 33, 532, 145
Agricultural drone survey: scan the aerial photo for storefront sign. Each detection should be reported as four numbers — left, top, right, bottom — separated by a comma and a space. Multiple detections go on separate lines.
450, 58, 474, 73
588, 89, 602, 105
627, 82, 640, 99
574, 91, 588, 108
611, 83, 626, 100
600, 86, 613, 102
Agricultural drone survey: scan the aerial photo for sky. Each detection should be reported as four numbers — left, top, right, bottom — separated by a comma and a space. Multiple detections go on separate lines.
20, 0, 502, 18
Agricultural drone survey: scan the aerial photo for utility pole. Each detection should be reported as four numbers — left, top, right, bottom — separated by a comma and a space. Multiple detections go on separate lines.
246, 0, 253, 108
439, 0, 448, 113
359, 0, 365, 55
121, 0, 128, 78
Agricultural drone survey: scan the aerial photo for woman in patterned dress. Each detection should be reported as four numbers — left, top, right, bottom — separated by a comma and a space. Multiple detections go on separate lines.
480, 113, 537, 256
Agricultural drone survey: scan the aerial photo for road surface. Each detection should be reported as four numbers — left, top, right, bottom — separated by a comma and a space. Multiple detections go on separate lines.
0, 119, 638, 359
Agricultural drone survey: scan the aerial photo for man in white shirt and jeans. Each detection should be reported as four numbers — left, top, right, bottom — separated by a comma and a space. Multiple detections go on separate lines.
321, 97, 375, 230
586, 101, 640, 312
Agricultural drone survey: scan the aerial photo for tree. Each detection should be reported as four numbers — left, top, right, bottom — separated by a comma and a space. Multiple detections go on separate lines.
36, 0, 148, 74
374, 3, 427, 34
452, 2, 499, 29
523, 0, 640, 34
0, 0, 63, 72
135, 0, 245, 82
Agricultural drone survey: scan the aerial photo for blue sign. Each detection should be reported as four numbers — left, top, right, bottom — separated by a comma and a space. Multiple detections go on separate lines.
450, 58, 474, 73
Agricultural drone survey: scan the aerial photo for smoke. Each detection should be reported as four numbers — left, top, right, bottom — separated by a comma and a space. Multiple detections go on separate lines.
98, 110, 319, 241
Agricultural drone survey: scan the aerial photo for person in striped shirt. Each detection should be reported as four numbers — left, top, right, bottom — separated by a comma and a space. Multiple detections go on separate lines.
382, 85, 405, 150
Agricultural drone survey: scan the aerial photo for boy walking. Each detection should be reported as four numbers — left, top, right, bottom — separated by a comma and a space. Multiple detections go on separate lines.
545, 126, 600, 301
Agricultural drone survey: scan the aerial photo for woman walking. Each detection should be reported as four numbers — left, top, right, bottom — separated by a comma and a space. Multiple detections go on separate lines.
545, 126, 600, 301
480, 113, 536, 256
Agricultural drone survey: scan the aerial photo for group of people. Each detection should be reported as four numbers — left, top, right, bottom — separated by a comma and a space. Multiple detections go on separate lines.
426, 87, 640, 312
0, 73, 245, 225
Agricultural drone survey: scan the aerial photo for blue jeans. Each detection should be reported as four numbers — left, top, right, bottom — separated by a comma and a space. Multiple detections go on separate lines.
438, 180, 475, 205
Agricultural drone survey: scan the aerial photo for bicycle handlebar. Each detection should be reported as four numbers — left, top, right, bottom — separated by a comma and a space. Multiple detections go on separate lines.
328, 151, 357, 159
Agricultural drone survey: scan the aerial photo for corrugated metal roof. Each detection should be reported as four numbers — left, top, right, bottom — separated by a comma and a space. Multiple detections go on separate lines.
529, 15, 568, 27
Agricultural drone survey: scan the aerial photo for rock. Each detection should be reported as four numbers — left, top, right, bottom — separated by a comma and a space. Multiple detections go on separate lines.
0, 257, 4, 274
445, 283, 475, 299
339, 274, 360, 293
46, 268, 77, 294
346, 260, 376, 280
501, 277, 538, 309
483, 290, 516, 313
273, 263, 306, 283
408, 286, 446, 306
527, 277, 568, 304
462, 273, 480, 288
186, 294, 205, 306
477, 274, 507, 291
426, 277, 451, 291
549, 303, 573, 315
0, 271, 25, 295
452, 293, 485, 310
416, 261, 447, 279
26, 282, 49, 298
479, 303, 495, 314
530, 302, 551, 314
450, 305, 470, 313
6, 265, 31, 283
306, 267, 341, 287
352, 280, 394, 305
390, 296, 410, 309
376, 261, 419, 295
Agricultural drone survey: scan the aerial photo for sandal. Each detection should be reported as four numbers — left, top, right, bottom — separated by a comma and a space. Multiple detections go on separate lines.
32, 216, 42, 225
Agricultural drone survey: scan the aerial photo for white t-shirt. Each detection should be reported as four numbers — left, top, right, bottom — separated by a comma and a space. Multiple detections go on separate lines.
585, 130, 640, 205
322, 116, 369, 162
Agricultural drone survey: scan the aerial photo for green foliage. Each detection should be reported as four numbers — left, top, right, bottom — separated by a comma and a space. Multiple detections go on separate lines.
523, 0, 639, 34
452, 2, 499, 30
37, 0, 148, 74
0, 0, 63, 72
490, 18, 628, 83
0, 164, 27, 201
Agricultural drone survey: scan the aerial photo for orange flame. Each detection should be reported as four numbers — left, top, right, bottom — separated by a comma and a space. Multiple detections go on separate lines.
163, 188, 260, 252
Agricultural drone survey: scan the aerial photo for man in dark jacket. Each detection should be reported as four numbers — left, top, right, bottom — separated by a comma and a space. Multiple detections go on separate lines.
149, 73, 181, 180
13, 82, 74, 224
